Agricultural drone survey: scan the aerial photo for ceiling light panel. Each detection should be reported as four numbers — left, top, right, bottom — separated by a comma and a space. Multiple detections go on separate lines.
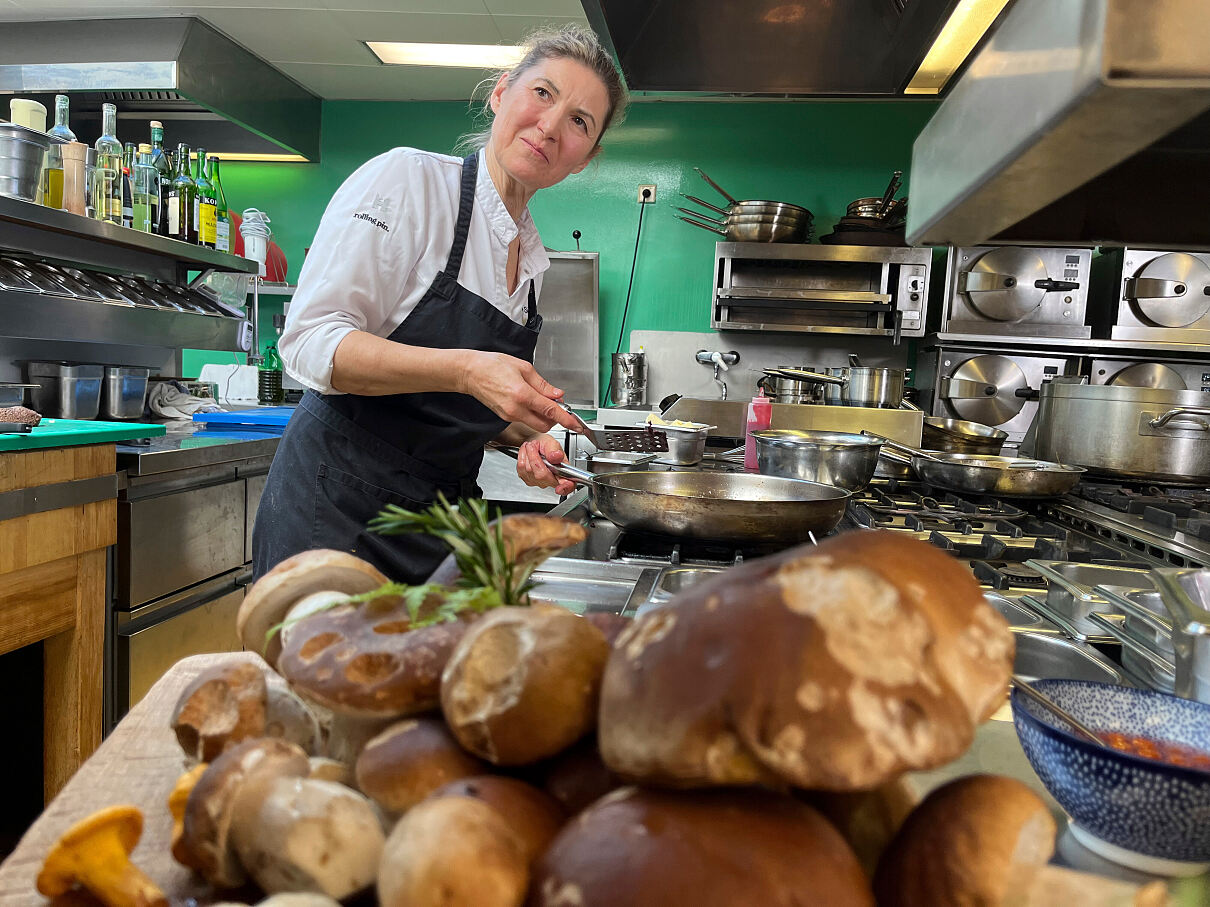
905, 0, 1012, 95
366, 41, 526, 68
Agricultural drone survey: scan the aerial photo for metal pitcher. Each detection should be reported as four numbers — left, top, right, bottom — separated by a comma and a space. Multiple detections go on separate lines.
609, 351, 648, 406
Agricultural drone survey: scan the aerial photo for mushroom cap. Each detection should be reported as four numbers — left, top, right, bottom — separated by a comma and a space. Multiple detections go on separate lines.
237, 549, 387, 666
37, 805, 143, 894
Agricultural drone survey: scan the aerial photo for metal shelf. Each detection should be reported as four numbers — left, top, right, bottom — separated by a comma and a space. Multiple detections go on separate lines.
0, 195, 257, 283
927, 331, 1210, 357
0, 289, 245, 351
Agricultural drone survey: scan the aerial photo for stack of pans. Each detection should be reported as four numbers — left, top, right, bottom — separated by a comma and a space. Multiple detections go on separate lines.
820, 171, 908, 246
677, 167, 813, 244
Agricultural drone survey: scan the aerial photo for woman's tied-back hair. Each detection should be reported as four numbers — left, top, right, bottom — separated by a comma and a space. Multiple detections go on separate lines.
458, 23, 629, 154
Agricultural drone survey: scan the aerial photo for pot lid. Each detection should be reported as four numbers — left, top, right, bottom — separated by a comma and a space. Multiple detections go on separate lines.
1126, 252, 1210, 328
1107, 362, 1188, 391
959, 248, 1050, 321
943, 355, 1029, 426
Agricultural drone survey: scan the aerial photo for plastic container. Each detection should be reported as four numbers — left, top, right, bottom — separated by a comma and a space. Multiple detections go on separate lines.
743, 389, 772, 471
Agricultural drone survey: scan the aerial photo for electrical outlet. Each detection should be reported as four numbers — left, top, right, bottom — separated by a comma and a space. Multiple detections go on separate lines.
637, 184, 657, 204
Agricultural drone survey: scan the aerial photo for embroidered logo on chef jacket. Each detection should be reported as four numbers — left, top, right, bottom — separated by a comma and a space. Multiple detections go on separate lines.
353, 194, 393, 232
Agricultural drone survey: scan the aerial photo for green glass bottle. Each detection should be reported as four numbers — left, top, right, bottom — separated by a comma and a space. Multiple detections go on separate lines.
165, 143, 196, 243
193, 148, 218, 249
149, 121, 173, 235
257, 343, 284, 405
93, 103, 124, 225
210, 156, 231, 253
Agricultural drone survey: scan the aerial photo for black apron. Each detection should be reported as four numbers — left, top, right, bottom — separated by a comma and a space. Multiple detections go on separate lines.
252, 152, 542, 583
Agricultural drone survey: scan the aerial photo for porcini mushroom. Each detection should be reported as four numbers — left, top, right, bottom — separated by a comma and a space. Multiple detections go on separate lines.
171, 661, 268, 762
36, 805, 168, 907
230, 776, 384, 899
236, 549, 387, 666
179, 738, 310, 888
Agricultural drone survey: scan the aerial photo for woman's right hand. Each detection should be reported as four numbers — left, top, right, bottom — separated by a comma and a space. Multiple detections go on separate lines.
461, 351, 581, 434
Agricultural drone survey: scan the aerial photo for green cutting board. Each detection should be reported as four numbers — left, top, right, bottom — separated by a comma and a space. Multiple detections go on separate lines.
0, 418, 166, 452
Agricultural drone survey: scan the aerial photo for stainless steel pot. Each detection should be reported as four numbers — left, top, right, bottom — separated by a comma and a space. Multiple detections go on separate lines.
1032, 381, 1210, 484
757, 366, 824, 404
753, 429, 883, 491
772, 365, 907, 408
921, 417, 1008, 455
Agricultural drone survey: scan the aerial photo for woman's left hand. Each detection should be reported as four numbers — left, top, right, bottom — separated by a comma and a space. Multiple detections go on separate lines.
516, 434, 576, 496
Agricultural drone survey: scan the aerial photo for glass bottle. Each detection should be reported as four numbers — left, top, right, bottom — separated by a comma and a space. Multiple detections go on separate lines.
49, 94, 76, 142
193, 148, 218, 249
149, 121, 173, 235
120, 142, 136, 228
93, 102, 124, 225
257, 343, 284, 405
132, 143, 156, 233
210, 156, 231, 253
165, 143, 197, 243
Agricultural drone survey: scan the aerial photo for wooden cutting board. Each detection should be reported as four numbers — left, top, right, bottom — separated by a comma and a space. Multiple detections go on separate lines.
0, 652, 266, 905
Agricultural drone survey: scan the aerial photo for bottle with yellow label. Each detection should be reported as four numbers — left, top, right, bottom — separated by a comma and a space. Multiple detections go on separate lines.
193, 148, 218, 249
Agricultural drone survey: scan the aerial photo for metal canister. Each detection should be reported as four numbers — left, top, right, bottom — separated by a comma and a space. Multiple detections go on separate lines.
609, 351, 648, 406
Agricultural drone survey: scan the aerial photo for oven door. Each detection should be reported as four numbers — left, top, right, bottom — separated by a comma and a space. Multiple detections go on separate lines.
109, 567, 249, 728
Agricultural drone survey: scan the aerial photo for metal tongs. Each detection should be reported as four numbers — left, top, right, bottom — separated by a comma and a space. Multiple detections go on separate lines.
556, 401, 669, 453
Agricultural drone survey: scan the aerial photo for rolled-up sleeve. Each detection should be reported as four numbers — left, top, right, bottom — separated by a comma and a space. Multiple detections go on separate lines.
279, 151, 424, 394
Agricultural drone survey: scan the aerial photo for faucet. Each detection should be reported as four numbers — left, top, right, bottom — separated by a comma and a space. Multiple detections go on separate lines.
695, 350, 740, 400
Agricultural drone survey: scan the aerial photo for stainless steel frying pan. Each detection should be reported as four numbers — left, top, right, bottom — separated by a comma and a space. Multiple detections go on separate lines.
499, 447, 849, 542
865, 433, 1085, 498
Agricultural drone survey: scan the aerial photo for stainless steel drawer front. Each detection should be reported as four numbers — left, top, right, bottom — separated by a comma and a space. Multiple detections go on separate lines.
119, 480, 246, 607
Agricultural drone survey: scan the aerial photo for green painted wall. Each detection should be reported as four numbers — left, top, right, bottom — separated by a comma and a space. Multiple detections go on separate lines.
184, 98, 938, 380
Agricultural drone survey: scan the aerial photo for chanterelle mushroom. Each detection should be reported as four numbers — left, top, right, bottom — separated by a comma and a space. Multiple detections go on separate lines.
36, 804, 168, 907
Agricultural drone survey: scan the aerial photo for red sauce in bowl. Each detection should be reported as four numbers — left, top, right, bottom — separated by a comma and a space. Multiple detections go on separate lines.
1097, 732, 1210, 770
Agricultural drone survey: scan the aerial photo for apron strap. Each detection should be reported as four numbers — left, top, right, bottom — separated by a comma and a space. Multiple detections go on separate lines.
439, 152, 479, 287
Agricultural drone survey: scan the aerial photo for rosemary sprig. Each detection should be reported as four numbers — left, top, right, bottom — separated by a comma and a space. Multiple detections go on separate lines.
367, 495, 538, 607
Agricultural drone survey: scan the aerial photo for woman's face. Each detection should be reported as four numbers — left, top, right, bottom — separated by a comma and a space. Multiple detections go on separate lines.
488, 56, 611, 193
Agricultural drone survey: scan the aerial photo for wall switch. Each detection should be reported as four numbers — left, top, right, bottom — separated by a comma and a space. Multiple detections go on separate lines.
637, 184, 657, 204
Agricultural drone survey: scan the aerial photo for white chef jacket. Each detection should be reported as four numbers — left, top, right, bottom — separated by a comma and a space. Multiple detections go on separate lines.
279, 147, 550, 394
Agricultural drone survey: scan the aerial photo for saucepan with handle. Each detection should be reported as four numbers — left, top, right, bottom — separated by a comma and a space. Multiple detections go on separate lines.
863, 433, 1086, 498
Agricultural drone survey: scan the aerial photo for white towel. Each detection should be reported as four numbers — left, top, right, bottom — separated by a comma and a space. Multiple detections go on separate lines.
147, 382, 226, 420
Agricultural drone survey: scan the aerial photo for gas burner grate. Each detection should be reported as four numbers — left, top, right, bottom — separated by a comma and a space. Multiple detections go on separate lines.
610, 529, 787, 567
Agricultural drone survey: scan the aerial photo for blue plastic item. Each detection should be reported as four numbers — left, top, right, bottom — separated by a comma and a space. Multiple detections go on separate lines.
192, 406, 296, 432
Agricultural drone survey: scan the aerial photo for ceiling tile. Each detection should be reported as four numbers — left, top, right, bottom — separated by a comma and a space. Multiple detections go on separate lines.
329, 10, 505, 45
198, 8, 372, 63
322, 0, 489, 14
276, 61, 489, 100
482, 0, 584, 15
490, 13, 589, 42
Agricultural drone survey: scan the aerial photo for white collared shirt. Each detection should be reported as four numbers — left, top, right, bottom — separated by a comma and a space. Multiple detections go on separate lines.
279, 147, 549, 394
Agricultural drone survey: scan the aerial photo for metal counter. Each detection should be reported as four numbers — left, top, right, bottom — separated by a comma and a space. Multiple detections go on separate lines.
115, 421, 280, 476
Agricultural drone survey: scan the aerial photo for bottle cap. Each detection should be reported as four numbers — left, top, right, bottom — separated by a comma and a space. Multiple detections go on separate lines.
150, 120, 162, 129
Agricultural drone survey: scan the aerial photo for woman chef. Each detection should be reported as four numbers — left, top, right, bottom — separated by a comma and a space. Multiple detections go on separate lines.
252, 25, 627, 582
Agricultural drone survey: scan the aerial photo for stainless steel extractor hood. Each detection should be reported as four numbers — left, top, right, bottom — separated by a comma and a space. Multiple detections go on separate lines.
580, 0, 992, 96
0, 18, 320, 161
908, 0, 1210, 250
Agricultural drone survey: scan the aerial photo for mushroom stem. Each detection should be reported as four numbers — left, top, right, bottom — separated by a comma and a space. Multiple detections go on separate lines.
77, 847, 168, 907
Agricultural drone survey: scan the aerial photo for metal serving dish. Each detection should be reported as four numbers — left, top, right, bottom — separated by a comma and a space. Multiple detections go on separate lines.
0, 383, 38, 408
575, 450, 658, 475
26, 361, 104, 420
1012, 630, 1126, 685
1028, 560, 1152, 617
985, 592, 1052, 631
101, 366, 150, 420
653, 567, 725, 600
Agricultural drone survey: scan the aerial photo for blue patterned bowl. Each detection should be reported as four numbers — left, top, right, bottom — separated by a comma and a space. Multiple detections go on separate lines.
1011, 679, 1210, 873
